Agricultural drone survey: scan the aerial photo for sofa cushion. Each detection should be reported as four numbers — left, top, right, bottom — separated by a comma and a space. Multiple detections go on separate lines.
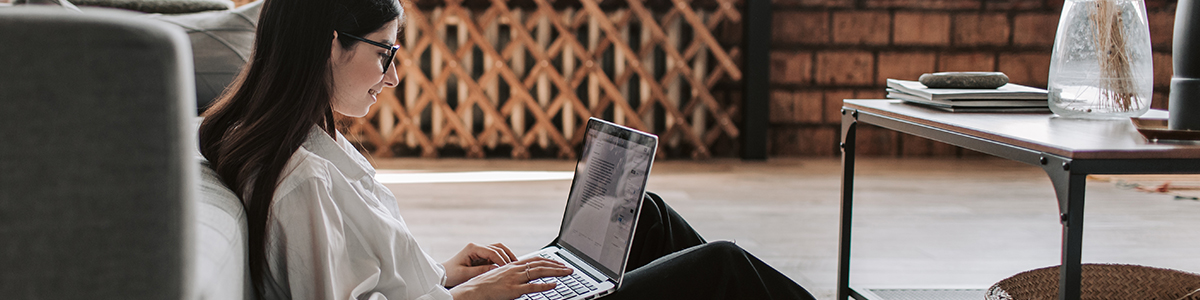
11, 0, 83, 12
146, 0, 261, 113
196, 158, 254, 300
71, 0, 233, 14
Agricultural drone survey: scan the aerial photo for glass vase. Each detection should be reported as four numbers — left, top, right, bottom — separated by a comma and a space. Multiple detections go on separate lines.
1048, 0, 1154, 119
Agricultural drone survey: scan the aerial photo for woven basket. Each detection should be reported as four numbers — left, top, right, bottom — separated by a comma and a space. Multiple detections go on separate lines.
986, 264, 1200, 300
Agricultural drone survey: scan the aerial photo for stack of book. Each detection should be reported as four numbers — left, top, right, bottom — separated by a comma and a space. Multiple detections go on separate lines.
886, 79, 1049, 112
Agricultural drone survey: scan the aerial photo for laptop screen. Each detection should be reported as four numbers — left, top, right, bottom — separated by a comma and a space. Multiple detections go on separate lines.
557, 118, 657, 281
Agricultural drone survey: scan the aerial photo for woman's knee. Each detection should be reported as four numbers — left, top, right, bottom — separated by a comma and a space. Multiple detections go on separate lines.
695, 240, 745, 259
641, 191, 665, 218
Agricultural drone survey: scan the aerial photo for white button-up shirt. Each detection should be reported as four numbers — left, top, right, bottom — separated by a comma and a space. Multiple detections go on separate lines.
260, 126, 452, 300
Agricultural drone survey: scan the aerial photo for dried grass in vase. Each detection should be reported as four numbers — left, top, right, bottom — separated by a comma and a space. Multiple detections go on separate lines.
1090, 0, 1141, 112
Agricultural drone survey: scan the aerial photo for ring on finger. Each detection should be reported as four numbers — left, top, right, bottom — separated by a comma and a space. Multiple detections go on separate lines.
525, 265, 532, 282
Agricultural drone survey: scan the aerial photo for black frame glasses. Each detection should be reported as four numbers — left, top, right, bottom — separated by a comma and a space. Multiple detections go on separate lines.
339, 31, 400, 74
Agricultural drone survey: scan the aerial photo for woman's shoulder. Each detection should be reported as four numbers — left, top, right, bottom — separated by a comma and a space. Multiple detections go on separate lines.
273, 146, 338, 200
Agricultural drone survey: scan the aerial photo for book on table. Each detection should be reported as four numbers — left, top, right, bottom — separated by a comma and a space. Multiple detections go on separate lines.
885, 79, 1049, 112
886, 79, 1048, 101
885, 89, 1047, 108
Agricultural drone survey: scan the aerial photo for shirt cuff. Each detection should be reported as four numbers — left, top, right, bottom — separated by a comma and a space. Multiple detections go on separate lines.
438, 263, 448, 287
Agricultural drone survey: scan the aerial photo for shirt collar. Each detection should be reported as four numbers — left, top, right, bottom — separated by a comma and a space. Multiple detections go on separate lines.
301, 125, 374, 180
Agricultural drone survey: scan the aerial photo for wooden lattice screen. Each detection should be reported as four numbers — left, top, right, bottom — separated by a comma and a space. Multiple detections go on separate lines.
341, 0, 745, 159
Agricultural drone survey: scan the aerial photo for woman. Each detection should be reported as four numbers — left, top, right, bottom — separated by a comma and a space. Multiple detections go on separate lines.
199, 0, 816, 298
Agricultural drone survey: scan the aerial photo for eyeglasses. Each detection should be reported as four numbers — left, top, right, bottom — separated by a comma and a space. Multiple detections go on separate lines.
339, 31, 400, 74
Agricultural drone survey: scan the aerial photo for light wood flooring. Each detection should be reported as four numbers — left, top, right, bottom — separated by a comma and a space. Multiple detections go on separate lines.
372, 157, 1200, 300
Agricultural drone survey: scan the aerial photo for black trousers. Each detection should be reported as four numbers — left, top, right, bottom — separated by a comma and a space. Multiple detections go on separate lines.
557, 192, 816, 300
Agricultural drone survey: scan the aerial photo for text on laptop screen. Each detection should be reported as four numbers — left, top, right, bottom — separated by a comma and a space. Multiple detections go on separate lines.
559, 124, 654, 275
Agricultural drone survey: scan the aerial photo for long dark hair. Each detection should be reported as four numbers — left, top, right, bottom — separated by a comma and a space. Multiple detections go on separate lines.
198, 0, 401, 295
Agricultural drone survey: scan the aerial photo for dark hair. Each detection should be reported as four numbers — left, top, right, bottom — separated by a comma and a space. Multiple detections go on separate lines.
197, 0, 401, 295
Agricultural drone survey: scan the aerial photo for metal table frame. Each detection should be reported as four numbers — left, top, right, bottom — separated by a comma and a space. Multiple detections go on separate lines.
837, 101, 1200, 300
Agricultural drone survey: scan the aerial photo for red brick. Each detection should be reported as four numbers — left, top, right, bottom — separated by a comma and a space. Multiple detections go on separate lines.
1149, 10, 1175, 50
864, 0, 980, 9
770, 90, 795, 124
897, 133, 931, 157
824, 89, 857, 124
1047, 0, 1064, 10
954, 13, 1011, 46
1144, 0, 1172, 10
878, 52, 936, 84
769, 90, 824, 124
1155, 51, 1173, 89
939, 52, 996, 72
893, 12, 951, 46
773, 11, 830, 45
855, 89, 887, 100
931, 140, 959, 156
770, 51, 814, 85
900, 133, 931, 156
772, 0, 855, 7
1013, 13, 1059, 47
998, 52, 1052, 87
1153, 91, 1169, 110
816, 51, 874, 85
900, 133, 956, 156
855, 124, 899, 156
768, 127, 838, 156
796, 91, 825, 124
984, 0, 1045, 10
960, 147, 990, 157
766, 127, 794, 156
832, 11, 890, 45
809, 127, 840, 156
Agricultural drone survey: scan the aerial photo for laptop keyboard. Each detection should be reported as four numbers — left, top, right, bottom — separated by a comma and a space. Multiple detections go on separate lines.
516, 254, 600, 300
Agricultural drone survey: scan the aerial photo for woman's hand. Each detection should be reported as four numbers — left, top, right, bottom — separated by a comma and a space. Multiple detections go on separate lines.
443, 243, 518, 287
449, 257, 574, 300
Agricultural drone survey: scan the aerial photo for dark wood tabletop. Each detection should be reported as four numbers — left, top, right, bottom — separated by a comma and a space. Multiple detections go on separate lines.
843, 99, 1200, 160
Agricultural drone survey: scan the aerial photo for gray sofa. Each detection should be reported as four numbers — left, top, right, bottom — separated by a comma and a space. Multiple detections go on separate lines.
0, 7, 251, 300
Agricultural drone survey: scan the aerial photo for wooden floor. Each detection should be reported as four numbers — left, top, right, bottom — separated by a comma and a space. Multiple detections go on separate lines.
372, 157, 1200, 300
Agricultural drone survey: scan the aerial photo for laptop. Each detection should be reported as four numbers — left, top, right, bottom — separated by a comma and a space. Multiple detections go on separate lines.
515, 117, 658, 300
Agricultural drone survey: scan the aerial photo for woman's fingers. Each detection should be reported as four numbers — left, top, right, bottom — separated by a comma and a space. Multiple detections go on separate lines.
482, 246, 510, 266
464, 243, 510, 266
514, 260, 573, 282
515, 282, 559, 295
513, 256, 566, 266
527, 264, 574, 280
508, 260, 574, 296
482, 244, 513, 265
489, 243, 518, 262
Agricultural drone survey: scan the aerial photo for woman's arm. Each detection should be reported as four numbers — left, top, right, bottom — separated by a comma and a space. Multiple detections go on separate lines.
270, 168, 454, 300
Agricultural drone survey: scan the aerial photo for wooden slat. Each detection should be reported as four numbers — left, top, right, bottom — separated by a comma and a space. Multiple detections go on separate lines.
343, 0, 744, 159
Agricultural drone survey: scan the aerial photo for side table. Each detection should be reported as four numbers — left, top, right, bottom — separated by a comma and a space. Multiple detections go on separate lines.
838, 99, 1200, 300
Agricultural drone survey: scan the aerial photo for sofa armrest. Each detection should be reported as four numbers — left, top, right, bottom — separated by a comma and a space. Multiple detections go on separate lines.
0, 7, 198, 299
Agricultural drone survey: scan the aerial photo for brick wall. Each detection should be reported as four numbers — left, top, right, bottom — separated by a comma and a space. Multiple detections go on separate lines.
768, 0, 1178, 157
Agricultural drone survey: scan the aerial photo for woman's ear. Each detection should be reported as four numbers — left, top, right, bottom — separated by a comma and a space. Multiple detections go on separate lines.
330, 31, 340, 58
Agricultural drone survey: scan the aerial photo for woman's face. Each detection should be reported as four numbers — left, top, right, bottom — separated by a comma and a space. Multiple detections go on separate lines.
329, 19, 401, 118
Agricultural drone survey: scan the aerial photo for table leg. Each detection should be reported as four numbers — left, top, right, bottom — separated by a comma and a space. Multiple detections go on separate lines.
1041, 158, 1086, 300
838, 109, 858, 300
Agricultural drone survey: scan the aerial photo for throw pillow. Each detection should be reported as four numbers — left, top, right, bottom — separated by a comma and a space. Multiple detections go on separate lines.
146, 0, 260, 113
